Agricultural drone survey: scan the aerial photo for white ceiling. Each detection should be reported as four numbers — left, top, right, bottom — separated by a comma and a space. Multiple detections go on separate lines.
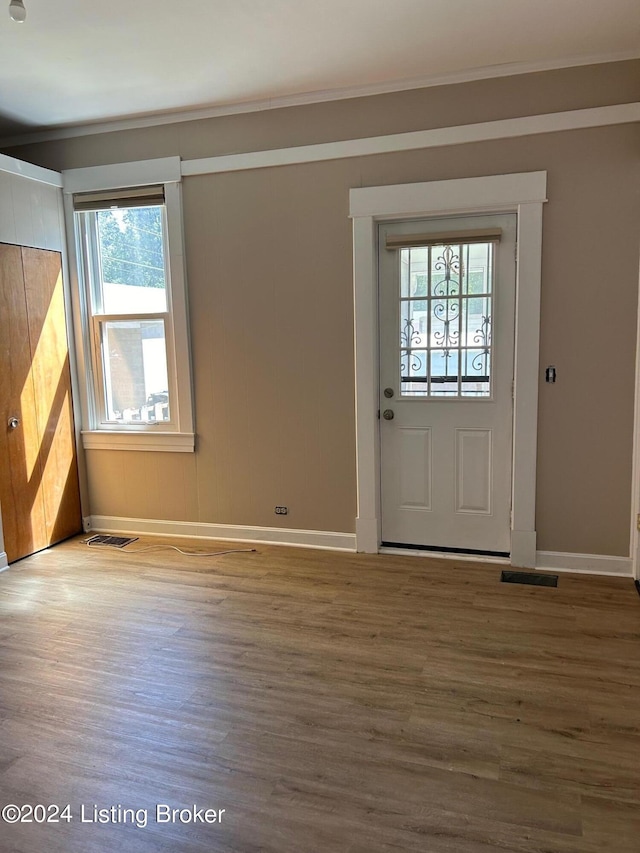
0, 0, 638, 141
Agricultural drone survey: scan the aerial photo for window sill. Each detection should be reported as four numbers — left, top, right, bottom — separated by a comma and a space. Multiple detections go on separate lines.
81, 430, 195, 452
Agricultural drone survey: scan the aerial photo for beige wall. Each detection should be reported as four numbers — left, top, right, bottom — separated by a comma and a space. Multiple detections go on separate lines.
5, 61, 640, 555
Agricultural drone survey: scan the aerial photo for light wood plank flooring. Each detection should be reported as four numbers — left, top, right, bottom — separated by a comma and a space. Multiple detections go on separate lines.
1, 537, 639, 852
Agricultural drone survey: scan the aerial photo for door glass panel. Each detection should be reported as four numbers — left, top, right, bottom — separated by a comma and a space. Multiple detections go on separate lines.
401, 247, 428, 298
401, 349, 428, 384
400, 299, 427, 346
399, 241, 494, 398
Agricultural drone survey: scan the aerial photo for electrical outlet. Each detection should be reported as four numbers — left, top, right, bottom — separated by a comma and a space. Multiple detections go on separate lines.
275, 506, 288, 515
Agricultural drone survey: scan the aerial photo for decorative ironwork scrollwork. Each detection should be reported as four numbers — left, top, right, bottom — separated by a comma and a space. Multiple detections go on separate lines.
432, 299, 459, 359
398, 242, 493, 396
401, 349, 425, 376
400, 318, 421, 347
471, 316, 491, 373
432, 245, 461, 297
473, 315, 491, 347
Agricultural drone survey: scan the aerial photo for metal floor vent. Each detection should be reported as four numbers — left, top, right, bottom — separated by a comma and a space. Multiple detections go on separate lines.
86, 535, 138, 548
501, 570, 558, 588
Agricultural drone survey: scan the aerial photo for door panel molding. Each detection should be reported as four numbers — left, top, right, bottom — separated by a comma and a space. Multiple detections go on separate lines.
455, 429, 493, 515
398, 427, 432, 510
350, 171, 547, 567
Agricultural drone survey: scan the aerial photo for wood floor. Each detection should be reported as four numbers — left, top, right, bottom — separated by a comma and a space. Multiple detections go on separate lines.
1, 537, 639, 852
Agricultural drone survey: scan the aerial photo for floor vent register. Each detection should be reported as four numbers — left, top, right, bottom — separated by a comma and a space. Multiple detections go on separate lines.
500, 570, 558, 588
86, 535, 139, 548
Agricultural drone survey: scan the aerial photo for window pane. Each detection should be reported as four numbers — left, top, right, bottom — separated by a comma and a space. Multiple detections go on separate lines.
400, 349, 428, 396
463, 242, 493, 295
431, 349, 459, 395
400, 299, 427, 346
96, 206, 167, 314
101, 320, 170, 423
400, 247, 429, 298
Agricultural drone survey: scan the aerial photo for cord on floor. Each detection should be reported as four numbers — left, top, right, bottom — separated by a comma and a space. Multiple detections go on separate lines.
84, 539, 256, 558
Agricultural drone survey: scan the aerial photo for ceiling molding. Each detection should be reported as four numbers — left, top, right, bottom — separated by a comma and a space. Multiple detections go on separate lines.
1, 49, 639, 150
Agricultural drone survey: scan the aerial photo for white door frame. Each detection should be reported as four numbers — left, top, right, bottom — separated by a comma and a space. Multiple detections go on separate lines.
350, 172, 547, 567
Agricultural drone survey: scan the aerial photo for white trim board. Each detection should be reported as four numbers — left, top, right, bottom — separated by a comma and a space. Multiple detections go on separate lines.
82, 431, 195, 452
536, 551, 633, 577
63, 161, 195, 454
89, 516, 357, 553
62, 156, 181, 193
0, 552, 8, 571
0, 152, 62, 187
349, 171, 548, 218
350, 171, 546, 567
1, 49, 638, 149
180, 103, 640, 177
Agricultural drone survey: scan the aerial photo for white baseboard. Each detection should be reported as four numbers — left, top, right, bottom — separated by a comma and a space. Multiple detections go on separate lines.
0, 551, 8, 571
77, 516, 640, 576
536, 550, 633, 577
89, 516, 357, 552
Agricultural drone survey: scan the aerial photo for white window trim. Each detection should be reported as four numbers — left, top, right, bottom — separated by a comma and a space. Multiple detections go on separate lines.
63, 157, 194, 452
350, 171, 547, 567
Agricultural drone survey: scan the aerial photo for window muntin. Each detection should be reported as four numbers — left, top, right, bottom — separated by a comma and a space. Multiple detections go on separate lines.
399, 241, 494, 398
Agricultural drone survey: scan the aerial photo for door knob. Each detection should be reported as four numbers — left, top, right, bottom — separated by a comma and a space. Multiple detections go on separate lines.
7, 417, 20, 430
382, 409, 394, 420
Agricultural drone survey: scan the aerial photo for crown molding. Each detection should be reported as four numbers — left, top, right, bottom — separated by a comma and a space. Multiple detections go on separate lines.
1, 49, 639, 149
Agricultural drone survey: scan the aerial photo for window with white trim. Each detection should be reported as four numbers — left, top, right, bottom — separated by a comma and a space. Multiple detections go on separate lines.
71, 178, 194, 451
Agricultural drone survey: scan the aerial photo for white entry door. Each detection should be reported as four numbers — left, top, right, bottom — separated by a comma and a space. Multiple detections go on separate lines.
379, 214, 516, 555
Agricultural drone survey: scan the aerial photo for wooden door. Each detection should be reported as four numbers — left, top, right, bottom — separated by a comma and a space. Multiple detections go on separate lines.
0, 243, 82, 563
378, 215, 516, 555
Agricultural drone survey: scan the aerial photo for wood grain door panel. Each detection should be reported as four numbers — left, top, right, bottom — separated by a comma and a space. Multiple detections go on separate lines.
0, 244, 48, 561
22, 247, 82, 546
0, 243, 82, 563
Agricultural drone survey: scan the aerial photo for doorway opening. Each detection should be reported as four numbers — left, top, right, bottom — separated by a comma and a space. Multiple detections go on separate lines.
350, 172, 547, 567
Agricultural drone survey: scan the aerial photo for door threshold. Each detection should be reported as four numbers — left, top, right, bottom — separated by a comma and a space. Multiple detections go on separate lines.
380, 541, 510, 563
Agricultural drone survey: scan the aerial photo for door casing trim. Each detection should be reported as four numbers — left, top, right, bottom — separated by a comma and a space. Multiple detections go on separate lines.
350, 171, 547, 567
